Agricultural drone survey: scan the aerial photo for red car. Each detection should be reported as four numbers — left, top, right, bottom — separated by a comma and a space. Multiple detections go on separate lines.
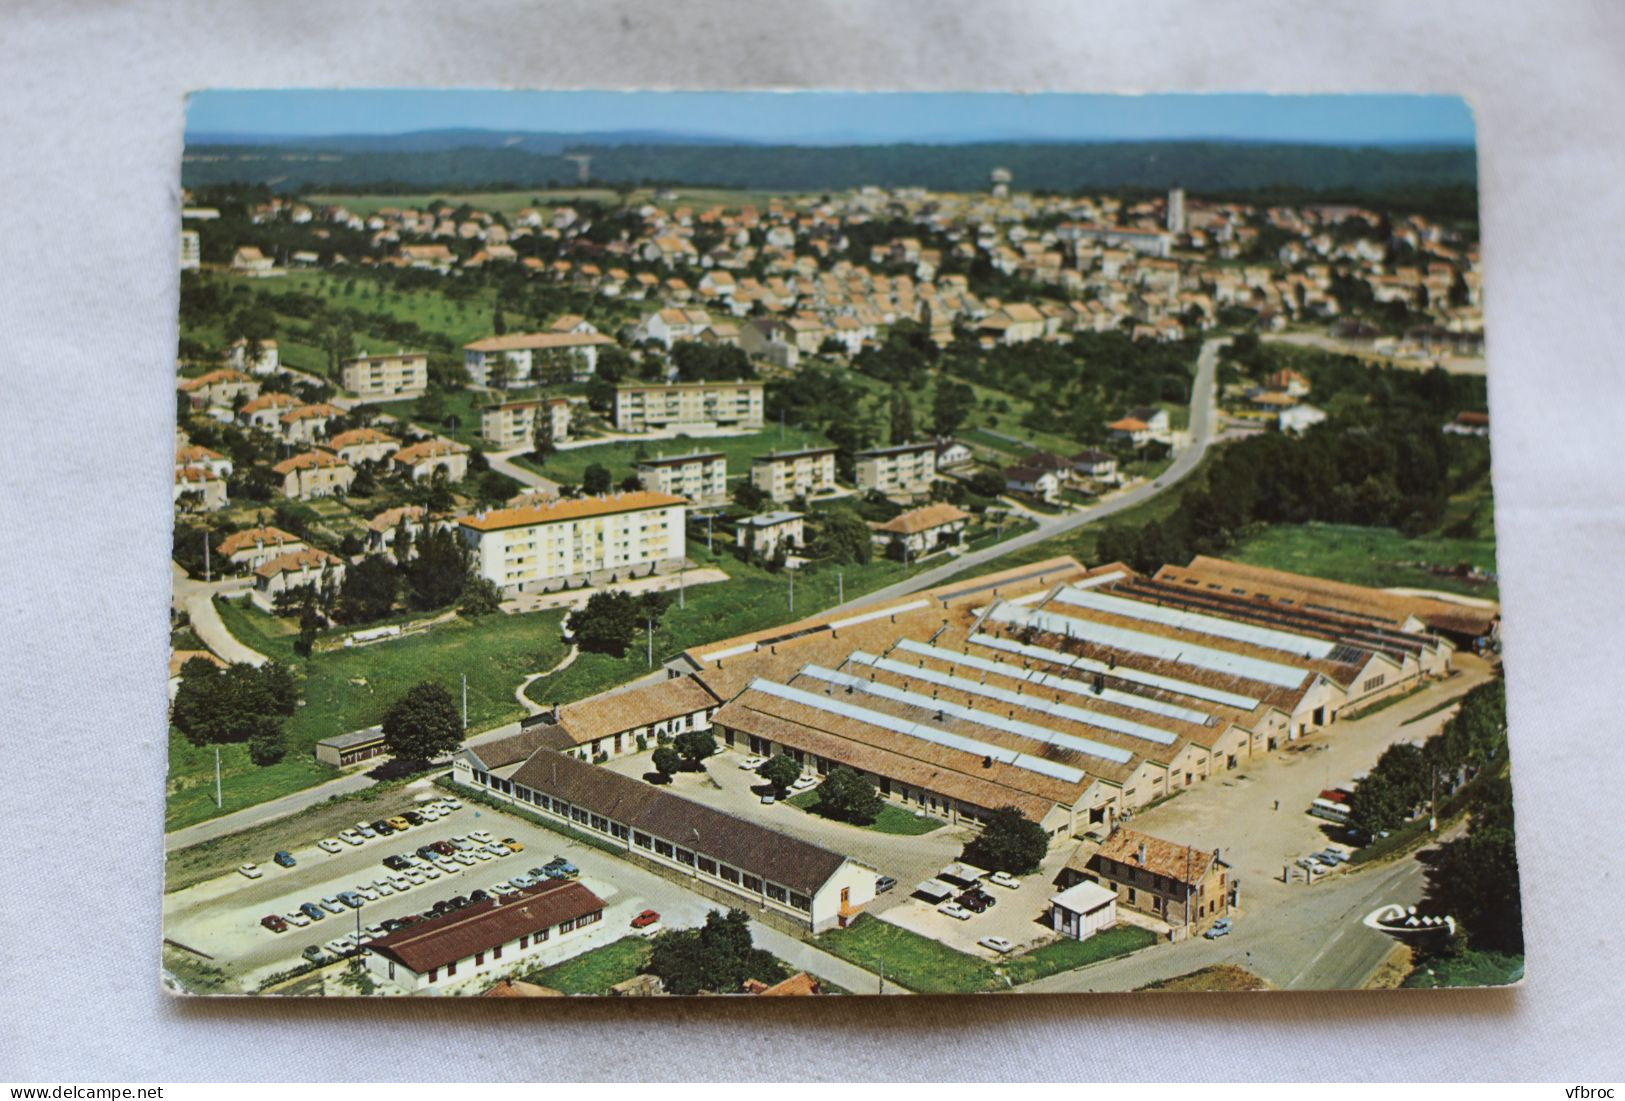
630, 909, 661, 929
260, 914, 289, 934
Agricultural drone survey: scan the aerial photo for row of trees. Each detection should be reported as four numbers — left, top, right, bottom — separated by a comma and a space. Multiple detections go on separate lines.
566, 588, 676, 658
645, 908, 787, 996
1347, 678, 1508, 837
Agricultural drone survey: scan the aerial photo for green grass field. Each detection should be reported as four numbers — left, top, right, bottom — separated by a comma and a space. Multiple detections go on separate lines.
375, 388, 493, 448
522, 936, 653, 995
1225, 521, 1498, 599
816, 914, 1153, 993
168, 598, 568, 830
784, 790, 945, 835
511, 426, 833, 486
1403, 949, 1523, 988
271, 271, 500, 350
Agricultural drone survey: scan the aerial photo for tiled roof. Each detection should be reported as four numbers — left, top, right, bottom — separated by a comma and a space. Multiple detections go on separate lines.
366, 879, 605, 975
873, 503, 970, 535
459, 491, 685, 533
508, 750, 853, 895
1094, 825, 1217, 886
463, 331, 615, 353
254, 546, 343, 579
216, 526, 302, 556
556, 676, 721, 744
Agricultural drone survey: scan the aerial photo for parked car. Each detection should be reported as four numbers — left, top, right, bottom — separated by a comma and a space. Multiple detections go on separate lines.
420, 865, 442, 880
373, 880, 396, 896
792, 775, 817, 790
302, 946, 328, 965
501, 837, 524, 853
364, 923, 387, 938
319, 896, 345, 914
468, 889, 490, 903
355, 822, 377, 839
453, 853, 476, 866
337, 830, 364, 846
370, 820, 394, 835
299, 902, 326, 921
469, 829, 494, 844
738, 756, 765, 770
546, 860, 579, 880
420, 807, 441, 822
491, 882, 518, 898
760, 793, 776, 805
938, 902, 973, 921
1318, 849, 1350, 865
1203, 918, 1233, 940
451, 837, 476, 852
338, 891, 365, 909
875, 876, 898, 894
386, 874, 411, 891
430, 840, 456, 856
386, 816, 411, 832
509, 874, 536, 889
631, 909, 661, 929
238, 863, 263, 879
318, 839, 343, 855
1313, 852, 1341, 868
957, 889, 996, 913
383, 855, 411, 871
987, 871, 1021, 890
441, 796, 463, 810
283, 910, 311, 927
402, 811, 425, 826
355, 885, 380, 901
405, 870, 427, 884
472, 849, 493, 862
486, 843, 512, 857
260, 914, 289, 933
273, 851, 296, 868
978, 935, 1014, 954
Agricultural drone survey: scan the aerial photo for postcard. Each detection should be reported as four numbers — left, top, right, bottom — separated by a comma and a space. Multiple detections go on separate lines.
165, 90, 1513, 997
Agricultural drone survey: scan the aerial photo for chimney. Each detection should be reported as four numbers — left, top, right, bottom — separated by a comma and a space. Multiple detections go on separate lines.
1137, 842, 1148, 866
982, 755, 993, 769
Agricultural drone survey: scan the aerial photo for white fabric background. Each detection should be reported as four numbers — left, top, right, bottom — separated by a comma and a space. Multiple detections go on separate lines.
1, 0, 1622, 1082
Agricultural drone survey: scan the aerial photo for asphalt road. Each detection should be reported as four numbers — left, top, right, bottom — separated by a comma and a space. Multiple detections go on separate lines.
825, 335, 1225, 615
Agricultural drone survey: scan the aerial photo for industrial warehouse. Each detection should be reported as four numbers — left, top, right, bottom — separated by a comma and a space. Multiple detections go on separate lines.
455, 555, 1493, 845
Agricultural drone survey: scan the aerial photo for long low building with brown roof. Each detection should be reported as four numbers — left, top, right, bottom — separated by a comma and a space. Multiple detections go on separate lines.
452, 748, 877, 932
363, 878, 607, 993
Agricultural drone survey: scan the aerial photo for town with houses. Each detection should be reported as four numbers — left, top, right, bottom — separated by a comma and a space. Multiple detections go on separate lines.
165, 115, 1514, 1000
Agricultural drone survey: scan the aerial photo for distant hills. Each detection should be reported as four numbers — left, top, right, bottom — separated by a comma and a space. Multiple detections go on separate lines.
181, 129, 1477, 198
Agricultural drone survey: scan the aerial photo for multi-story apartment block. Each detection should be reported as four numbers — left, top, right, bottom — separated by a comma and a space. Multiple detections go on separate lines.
750, 447, 839, 502
612, 380, 764, 433
459, 491, 687, 593
635, 451, 728, 508
854, 441, 938, 495
272, 449, 355, 500
341, 350, 429, 400
462, 330, 615, 387
480, 398, 572, 450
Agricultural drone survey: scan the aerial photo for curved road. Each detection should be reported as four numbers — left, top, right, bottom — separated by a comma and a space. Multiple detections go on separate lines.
827, 336, 1226, 614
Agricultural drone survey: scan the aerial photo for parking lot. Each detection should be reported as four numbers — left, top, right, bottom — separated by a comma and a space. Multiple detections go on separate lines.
876, 861, 1075, 957
162, 790, 677, 992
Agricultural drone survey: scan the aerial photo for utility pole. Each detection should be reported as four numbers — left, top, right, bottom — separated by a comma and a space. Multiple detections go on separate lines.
461, 674, 468, 731
214, 746, 222, 809
646, 616, 653, 668
705, 513, 713, 554
678, 565, 685, 610
837, 569, 843, 605
788, 569, 794, 614
203, 531, 211, 583
878, 960, 885, 995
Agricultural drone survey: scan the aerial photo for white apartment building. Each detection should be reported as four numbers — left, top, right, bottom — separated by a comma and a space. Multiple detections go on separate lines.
481, 398, 572, 450
612, 381, 764, 433
854, 441, 937, 495
462, 331, 615, 387
635, 451, 728, 508
459, 491, 688, 593
750, 447, 838, 503
341, 350, 429, 400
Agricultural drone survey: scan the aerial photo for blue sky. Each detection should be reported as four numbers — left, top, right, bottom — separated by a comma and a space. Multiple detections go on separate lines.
187, 90, 1474, 146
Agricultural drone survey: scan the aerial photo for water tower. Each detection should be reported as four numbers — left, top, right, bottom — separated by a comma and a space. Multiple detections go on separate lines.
990, 166, 1012, 200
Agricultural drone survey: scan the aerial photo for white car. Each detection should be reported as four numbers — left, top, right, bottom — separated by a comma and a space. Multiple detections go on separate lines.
319, 897, 345, 914
978, 936, 1014, 954
987, 871, 1021, 890
738, 756, 766, 770
284, 910, 311, 927
355, 822, 377, 838
469, 829, 494, 844
420, 865, 442, 879
451, 837, 476, 852
338, 830, 364, 846
237, 863, 263, 879
373, 880, 395, 896
486, 843, 512, 857
472, 849, 494, 862
387, 875, 411, 891
356, 885, 380, 901
364, 923, 387, 938
404, 870, 426, 885
792, 775, 817, 790
318, 839, 343, 855
938, 902, 973, 921
420, 807, 441, 822
433, 856, 458, 872
453, 853, 476, 866
441, 797, 463, 811
491, 882, 519, 897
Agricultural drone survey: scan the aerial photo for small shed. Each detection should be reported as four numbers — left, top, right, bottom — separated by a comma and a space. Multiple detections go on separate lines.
1049, 880, 1119, 941
912, 879, 957, 903
315, 726, 388, 768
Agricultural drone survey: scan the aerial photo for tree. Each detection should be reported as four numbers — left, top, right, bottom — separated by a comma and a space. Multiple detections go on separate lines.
531, 404, 556, 460
646, 908, 786, 995
492, 306, 507, 335
404, 528, 468, 610
582, 462, 613, 495
813, 507, 873, 565
888, 390, 916, 445
812, 766, 883, 825
758, 753, 802, 795
930, 378, 976, 437
459, 574, 503, 617
651, 746, 683, 779
295, 595, 320, 657
334, 555, 398, 625
968, 469, 1006, 498
567, 590, 642, 657
1421, 775, 1522, 957
961, 806, 1049, 874
247, 717, 287, 765
673, 730, 716, 770
732, 478, 769, 513
381, 681, 463, 764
